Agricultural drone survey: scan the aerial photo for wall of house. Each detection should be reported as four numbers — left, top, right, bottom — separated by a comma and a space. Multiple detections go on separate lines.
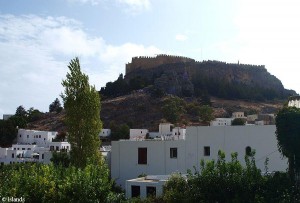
130, 129, 149, 140
125, 177, 165, 199
185, 126, 287, 172
111, 140, 186, 188
111, 125, 287, 188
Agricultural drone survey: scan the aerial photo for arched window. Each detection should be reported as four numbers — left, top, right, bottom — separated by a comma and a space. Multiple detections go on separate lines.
245, 146, 252, 156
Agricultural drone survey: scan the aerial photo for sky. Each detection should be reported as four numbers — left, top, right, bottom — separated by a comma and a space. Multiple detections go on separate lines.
1, 0, 300, 117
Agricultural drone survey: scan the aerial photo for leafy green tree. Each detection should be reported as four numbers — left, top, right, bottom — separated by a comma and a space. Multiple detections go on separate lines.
0, 163, 113, 202
232, 118, 246, 126
0, 119, 17, 147
61, 57, 102, 168
199, 105, 214, 125
162, 96, 186, 123
27, 107, 43, 122
50, 151, 71, 167
110, 123, 130, 140
49, 98, 63, 113
15, 105, 27, 117
276, 106, 300, 183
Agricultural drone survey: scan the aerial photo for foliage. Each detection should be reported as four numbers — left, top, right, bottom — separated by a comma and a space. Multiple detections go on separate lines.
163, 173, 188, 203
27, 107, 43, 122
50, 152, 71, 167
232, 118, 246, 126
15, 105, 27, 117
199, 105, 214, 124
0, 163, 113, 203
162, 151, 299, 203
276, 106, 300, 182
0, 119, 17, 147
100, 75, 150, 98
161, 96, 186, 123
61, 57, 102, 168
49, 98, 63, 113
110, 121, 130, 140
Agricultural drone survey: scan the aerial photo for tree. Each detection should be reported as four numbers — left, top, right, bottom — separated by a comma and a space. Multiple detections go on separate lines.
276, 106, 300, 183
49, 98, 63, 113
232, 118, 246, 126
162, 96, 186, 123
15, 105, 27, 117
61, 57, 102, 168
27, 107, 43, 122
199, 105, 214, 125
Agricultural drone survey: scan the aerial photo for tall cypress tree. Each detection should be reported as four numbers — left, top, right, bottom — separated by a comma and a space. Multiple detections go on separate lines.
61, 57, 102, 168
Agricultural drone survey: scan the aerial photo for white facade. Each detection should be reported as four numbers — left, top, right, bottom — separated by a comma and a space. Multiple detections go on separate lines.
232, 112, 245, 118
126, 175, 169, 199
159, 123, 173, 135
130, 129, 149, 140
210, 118, 233, 126
111, 125, 287, 188
0, 129, 71, 165
17, 129, 57, 147
99, 129, 111, 138
247, 114, 258, 122
288, 99, 300, 108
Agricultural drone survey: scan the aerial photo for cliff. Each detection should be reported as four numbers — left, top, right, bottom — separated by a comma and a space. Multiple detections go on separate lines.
124, 55, 296, 100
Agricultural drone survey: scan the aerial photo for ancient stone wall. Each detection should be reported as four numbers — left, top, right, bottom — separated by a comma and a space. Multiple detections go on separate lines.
126, 54, 195, 74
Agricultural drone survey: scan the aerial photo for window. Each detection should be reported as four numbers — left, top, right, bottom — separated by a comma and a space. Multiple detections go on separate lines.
42, 154, 44, 159
246, 146, 252, 156
146, 186, 156, 197
50, 146, 54, 151
12, 153, 14, 158
44, 138, 46, 141
19, 134, 21, 138
131, 185, 140, 198
170, 148, 178, 158
204, 146, 210, 156
22, 148, 25, 150
39, 135, 41, 138
28, 148, 31, 150
27, 135, 29, 138
56, 146, 59, 151
138, 148, 147, 164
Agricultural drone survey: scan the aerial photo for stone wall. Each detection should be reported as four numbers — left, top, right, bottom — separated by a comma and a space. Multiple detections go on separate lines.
125, 54, 195, 74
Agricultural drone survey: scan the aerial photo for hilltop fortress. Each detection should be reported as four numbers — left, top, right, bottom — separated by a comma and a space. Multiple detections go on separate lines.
126, 54, 196, 74
125, 54, 265, 75
123, 54, 293, 99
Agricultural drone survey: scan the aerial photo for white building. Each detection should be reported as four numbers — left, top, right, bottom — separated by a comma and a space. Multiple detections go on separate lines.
126, 175, 187, 199
210, 118, 233, 126
111, 125, 287, 188
0, 129, 71, 165
288, 96, 300, 108
130, 129, 149, 140
232, 112, 246, 119
99, 129, 111, 138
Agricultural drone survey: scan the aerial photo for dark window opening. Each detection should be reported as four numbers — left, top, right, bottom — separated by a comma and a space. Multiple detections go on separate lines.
246, 146, 252, 156
42, 154, 44, 159
170, 148, 178, 158
12, 153, 14, 158
131, 185, 140, 198
204, 146, 210, 156
138, 148, 147, 164
146, 186, 156, 197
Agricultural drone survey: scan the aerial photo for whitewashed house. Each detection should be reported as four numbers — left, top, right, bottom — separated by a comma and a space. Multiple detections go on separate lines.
0, 129, 71, 165
210, 118, 233, 126
111, 125, 287, 188
126, 174, 187, 199
288, 96, 300, 108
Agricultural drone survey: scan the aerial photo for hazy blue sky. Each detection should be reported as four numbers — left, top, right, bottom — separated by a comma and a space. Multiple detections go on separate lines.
1, 0, 300, 117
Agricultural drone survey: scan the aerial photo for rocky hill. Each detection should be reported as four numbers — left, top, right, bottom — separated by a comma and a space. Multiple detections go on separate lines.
27, 92, 283, 132
123, 55, 296, 100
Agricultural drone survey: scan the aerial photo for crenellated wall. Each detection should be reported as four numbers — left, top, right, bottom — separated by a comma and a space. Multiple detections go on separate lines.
126, 54, 195, 74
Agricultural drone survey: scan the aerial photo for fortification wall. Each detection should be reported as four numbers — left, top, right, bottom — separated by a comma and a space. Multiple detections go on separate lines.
126, 54, 195, 74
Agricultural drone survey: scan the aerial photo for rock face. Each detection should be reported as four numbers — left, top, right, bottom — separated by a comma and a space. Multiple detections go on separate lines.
125, 55, 296, 99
